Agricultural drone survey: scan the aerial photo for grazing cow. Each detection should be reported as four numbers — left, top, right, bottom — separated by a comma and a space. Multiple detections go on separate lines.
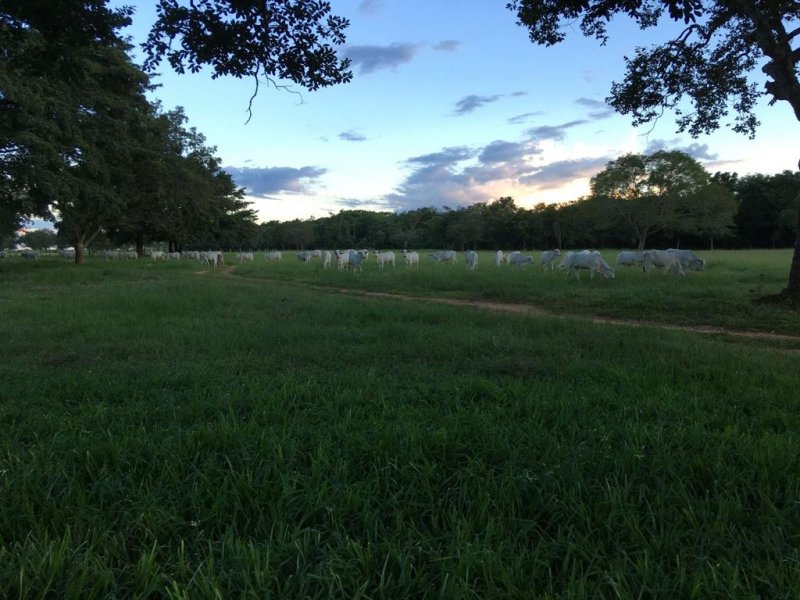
401, 249, 419, 268
125, 251, 138, 260
296, 251, 312, 262
375, 250, 396, 269
643, 250, 685, 275
182, 250, 199, 260
347, 249, 369, 273
666, 248, 705, 271
504, 251, 522, 264
492, 250, 504, 267
565, 252, 615, 280
428, 250, 457, 264
20, 249, 39, 259
264, 250, 282, 261
616, 250, 646, 269
322, 250, 333, 270
237, 252, 254, 263
540, 249, 561, 271
167, 252, 181, 260
465, 250, 479, 271
310, 249, 322, 258
151, 250, 166, 260
59, 248, 76, 260
508, 253, 535, 268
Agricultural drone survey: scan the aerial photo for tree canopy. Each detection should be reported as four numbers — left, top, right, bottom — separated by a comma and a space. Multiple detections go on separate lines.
508, 0, 800, 296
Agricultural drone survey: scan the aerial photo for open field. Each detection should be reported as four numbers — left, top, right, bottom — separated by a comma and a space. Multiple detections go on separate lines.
1, 252, 799, 597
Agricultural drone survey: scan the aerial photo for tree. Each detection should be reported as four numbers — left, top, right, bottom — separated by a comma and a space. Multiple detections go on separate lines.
509, 0, 800, 299
735, 171, 800, 247
672, 182, 738, 249
18, 228, 57, 250
143, 0, 352, 121
1, 0, 354, 240
590, 151, 710, 250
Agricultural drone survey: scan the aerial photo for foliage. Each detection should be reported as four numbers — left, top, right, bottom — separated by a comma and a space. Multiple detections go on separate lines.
735, 171, 800, 248
18, 228, 57, 250
507, 0, 800, 294
589, 151, 723, 249
143, 0, 353, 119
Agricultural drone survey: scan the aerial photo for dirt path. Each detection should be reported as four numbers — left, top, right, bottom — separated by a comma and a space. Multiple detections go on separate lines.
219, 267, 800, 346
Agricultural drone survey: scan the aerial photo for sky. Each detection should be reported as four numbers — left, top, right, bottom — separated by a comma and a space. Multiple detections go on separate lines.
113, 0, 798, 224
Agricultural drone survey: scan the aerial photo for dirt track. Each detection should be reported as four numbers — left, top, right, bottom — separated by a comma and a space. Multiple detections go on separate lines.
219, 267, 800, 348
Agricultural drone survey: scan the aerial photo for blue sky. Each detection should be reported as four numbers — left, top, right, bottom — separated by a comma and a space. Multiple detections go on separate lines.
117, 0, 797, 223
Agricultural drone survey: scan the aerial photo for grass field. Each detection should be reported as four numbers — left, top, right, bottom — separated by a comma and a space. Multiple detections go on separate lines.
1, 251, 799, 598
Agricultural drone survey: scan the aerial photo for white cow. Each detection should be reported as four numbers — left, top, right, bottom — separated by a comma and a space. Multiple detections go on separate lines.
428, 250, 457, 264
335, 249, 355, 270
151, 250, 166, 260
59, 247, 76, 260
322, 250, 333, 270
167, 252, 181, 260
508, 253, 535, 267
401, 249, 419, 268
310, 249, 322, 258
643, 250, 685, 275
540, 249, 561, 271
296, 251, 312, 262
493, 250, 504, 267
347, 248, 369, 273
20, 249, 40, 259
666, 248, 705, 271
565, 252, 615, 280
616, 250, 646, 269
374, 250, 395, 269
237, 252, 254, 263
504, 251, 522, 265
264, 250, 282, 261
464, 250, 479, 271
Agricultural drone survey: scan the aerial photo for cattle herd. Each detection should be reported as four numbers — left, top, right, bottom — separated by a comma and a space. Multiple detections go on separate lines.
276, 247, 706, 280
2, 246, 706, 280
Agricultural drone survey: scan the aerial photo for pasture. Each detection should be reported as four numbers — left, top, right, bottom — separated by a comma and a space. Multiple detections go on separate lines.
1, 250, 799, 598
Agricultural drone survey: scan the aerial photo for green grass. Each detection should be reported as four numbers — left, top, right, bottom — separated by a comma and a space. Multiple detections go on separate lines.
1, 254, 799, 597
234, 249, 800, 336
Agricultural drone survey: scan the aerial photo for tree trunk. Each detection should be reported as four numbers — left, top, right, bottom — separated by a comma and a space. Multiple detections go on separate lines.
710, 237, 714, 250
784, 194, 800, 296
74, 241, 85, 265
136, 235, 144, 258
636, 226, 648, 251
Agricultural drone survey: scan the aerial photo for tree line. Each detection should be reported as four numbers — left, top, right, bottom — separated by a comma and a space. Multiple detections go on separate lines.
251, 161, 797, 254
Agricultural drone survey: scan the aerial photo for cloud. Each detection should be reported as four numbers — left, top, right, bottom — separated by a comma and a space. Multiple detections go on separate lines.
339, 130, 367, 142
343, 43, 420, 74
644, 139, 719, 161
576, 97, 615, 120
225, 166, 327, 197
433, 40, 461, 52
407, 146, 475, 166
478, 140, 540, 164
507, 111, 543, 125
519, 157, 610, 189
510, 91, 528, 97
453, 94, 502, 115
358, 0, 383, 14
526, 119, 588, 141
336, 197, 392, 209
384, 146, 483, 210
